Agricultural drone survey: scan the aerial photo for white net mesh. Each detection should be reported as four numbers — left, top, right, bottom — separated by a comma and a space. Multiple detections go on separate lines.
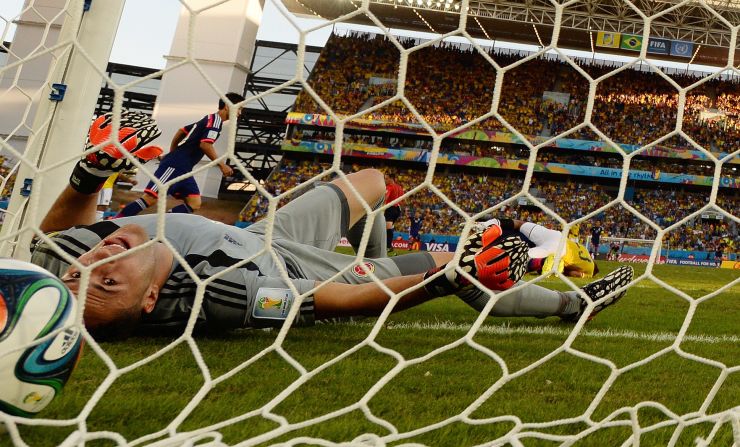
1, 0, 739, 446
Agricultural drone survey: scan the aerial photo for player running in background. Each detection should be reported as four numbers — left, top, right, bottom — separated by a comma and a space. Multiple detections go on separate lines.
408, 209, 424, 250
31, 113, 633, 339
589, 220, 604, 259
116, 92, 244, 217
96, 172, 136, 221
384, 173, 404, 254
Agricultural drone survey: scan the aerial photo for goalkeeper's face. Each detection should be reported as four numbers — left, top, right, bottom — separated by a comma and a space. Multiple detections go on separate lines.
61, 224, 170, 335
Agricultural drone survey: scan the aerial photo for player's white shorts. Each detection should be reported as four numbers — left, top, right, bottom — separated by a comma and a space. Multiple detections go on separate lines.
97, 188, 113, 206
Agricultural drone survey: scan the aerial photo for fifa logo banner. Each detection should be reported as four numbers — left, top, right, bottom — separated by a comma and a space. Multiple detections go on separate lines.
596, 32, 621, 48
647, 37, 670, 55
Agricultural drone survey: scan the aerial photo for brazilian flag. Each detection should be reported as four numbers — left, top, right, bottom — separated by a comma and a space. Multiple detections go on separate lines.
620, 34, 643, 51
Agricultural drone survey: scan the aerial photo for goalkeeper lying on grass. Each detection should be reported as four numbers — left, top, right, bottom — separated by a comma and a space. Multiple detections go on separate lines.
30, 112, 633, 340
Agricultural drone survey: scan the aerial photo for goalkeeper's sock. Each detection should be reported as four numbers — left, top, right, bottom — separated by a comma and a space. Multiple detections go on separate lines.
95, 211, 105, 222
169, 203, 193, 214
386, 228, 393, 249
117, 198, 148, 218
457, 283, 577, 318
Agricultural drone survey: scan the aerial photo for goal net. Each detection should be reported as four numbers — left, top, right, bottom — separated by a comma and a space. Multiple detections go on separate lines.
597, 237, 669, 263
1, 0, 738, 446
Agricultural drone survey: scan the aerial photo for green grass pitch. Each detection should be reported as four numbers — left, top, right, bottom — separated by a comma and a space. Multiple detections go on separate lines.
6, 260, 739, 446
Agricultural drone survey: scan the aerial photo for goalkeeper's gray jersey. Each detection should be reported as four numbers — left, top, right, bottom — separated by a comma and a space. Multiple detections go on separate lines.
31, 212, 433, 332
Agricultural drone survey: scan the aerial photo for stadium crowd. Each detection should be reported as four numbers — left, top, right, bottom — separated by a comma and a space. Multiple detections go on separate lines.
0, 156, 17, 225
0, 156, 15, 197
239, 157, 738, 256
294, 32, 740, 154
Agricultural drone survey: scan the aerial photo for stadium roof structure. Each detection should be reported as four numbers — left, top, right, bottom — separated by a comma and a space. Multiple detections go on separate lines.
283, 0, 740, 66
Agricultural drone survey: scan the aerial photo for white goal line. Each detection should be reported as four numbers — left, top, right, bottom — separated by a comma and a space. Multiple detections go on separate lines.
343, 321, 739, 345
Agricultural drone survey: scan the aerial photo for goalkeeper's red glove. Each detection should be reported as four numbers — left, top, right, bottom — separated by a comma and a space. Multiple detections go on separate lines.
69, 111, 163, 194
423, 221, 528, 296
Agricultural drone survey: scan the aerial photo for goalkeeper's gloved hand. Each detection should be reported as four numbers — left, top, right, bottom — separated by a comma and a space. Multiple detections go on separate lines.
423, 221, 529, 296
70, 111, 163, 194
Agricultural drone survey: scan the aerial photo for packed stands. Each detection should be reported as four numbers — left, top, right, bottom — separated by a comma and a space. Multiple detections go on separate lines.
262, 31, 740, 258
240, 157, 738, 256
294, 32, 740, 153
0, 156, 15, 198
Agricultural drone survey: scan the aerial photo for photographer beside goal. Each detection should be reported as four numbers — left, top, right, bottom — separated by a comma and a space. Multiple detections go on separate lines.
29, 112, 633, 340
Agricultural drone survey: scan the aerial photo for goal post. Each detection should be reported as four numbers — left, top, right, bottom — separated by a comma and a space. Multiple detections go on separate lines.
0, 0, 126, 260
599, 236, 670, 263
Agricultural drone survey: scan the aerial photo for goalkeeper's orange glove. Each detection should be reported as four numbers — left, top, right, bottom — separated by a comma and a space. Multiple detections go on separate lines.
424, 222, 528, 296
70, 111, 163, 194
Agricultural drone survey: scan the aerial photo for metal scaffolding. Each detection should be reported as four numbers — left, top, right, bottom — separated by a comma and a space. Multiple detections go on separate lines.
223, 40, 322, 194
284, 0, 740, 65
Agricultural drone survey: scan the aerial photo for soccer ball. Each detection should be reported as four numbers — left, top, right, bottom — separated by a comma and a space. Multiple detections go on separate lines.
0, 259, 83, 417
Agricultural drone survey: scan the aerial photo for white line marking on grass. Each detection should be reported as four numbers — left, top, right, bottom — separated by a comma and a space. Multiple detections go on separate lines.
345, 321, 740, 345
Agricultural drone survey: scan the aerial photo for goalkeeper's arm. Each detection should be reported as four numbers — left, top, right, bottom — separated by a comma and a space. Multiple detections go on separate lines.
313, 221, 543, 318
477, 218, 565, 273
40, 186, 99, 232
42, 111, 162, 232
313, 252, 453, 319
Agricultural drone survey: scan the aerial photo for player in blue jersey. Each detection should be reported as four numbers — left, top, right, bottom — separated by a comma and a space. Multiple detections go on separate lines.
116, 92, 244, 217
409, 209, 424, 247
589, 220, 604, 259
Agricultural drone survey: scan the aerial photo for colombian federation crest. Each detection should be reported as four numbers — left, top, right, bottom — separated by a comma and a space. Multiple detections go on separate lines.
352, 262, 376, 278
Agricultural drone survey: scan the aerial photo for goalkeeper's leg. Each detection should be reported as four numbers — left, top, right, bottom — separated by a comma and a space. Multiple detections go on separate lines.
458, 266, 633, 320
248, 169, 386, 251
458, 283, 580, 318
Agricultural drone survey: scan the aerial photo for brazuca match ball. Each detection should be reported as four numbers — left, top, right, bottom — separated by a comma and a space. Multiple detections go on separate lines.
0, 259, 83, 417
